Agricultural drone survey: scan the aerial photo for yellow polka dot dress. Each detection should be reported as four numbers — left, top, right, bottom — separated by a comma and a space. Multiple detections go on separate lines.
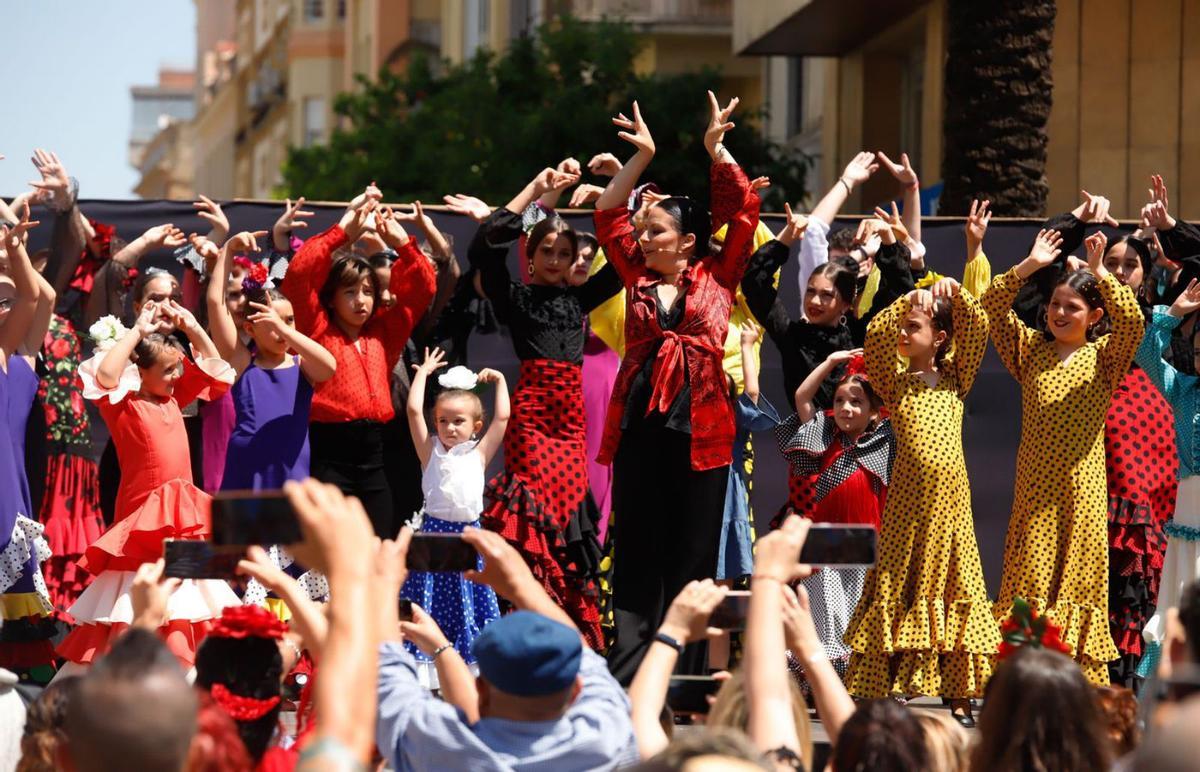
980, 268, 1143, 686
844, 290, 1000, 699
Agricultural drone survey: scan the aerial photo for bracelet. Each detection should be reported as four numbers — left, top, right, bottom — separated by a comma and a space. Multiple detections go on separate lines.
838, 178, 853, 195
652, 631, 685, 654
431, 643, 454, 660
283, 637, 302, 663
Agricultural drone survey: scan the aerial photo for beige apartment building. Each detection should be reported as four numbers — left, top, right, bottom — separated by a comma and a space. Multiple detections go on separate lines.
734, 0, 1200, 218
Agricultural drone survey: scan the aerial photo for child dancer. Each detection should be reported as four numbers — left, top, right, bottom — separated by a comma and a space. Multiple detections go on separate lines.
982, 230, 1144, 687
775, 348, 892, 679
845, 276, 997, 727
58, 298, 240, 673
279, 196, 437, 538
403, 347, 506, 686
1133, 277, 1200, 679
202, 230, 337, 611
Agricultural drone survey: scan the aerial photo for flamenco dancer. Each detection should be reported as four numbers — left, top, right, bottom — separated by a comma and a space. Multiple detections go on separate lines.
444, 164, 622, 648
593, 92, 762, 683
57, 298, 240, 674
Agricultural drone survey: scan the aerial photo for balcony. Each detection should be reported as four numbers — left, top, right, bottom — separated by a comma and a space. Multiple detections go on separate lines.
568, 0, 731, 31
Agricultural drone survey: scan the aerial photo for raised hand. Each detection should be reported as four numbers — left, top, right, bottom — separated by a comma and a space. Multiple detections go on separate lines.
130, 558, 181, 631
587, 152, 622, 177
965, 199, 991, 260
461, 526, 534, 601
347, 182, 383, 211
658, 579, 728, 645
906, 288, 935, 314
340, 199, 377, 243
412, 346, 448, 377
704, 89, 738, 159
854, 217, 889, 249
740, 319, 762, 347
930, 277, 961, 300
2, 202, 39, 248
442, 194, 491, 223
1169, 278, 1200, 318
613, 101, 655, 156
752, 514, 812, 584
237, 545, 294, 594
776, 202, 808, 246
1074, 189, 1120, 227
189, 233, 221, 265
376, 205, 411, 249
225, 229, 268, 255
134, 301, 163, 337
826, 348, 864, 366
568, 183, 605, 208
872, 201, 910, 245
749, 176, 771, 192
532, 167, 580, 197
780, 584, 822, 660
143, 223, 187, 249
274, 197, 315, 247
1084, 231, 1109, 277
556, 157, 582, 178
192, 194, 230, 242
394, 200, 433, 232
28, 148, 71, 207
163, 298, 200, 332
246, 300, 288, 333
841, 151, 879, 189
1028, 228, 1064, 268
398, 602, 452, 656
876, 151, 918, 187
475, 367, 503, 384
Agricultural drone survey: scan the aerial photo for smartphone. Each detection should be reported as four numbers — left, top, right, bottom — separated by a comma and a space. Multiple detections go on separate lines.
211, 490, 302, 546
398, 598, 414, 622
799, 524, 877, 567
406, 534, 478, 572
666, 676, 721, 715
708, 591, 751, 631
163, 540, 243, 580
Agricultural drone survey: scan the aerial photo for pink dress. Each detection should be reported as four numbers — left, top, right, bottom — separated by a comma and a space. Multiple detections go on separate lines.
582, 330, 619, 540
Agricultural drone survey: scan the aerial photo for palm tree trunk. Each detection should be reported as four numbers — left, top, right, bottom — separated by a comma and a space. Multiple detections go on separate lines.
940, 1, 1056, 217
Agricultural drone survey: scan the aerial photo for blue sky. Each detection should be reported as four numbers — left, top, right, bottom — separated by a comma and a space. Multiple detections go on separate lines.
1, 0, 196, 200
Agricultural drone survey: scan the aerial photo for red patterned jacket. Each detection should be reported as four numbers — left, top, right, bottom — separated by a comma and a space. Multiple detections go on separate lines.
281, 225, 436, 423
594, 162, 761, 471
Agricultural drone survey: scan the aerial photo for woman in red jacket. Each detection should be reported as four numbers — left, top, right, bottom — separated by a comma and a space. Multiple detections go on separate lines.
280, 197, 436, 537
594, 93, 762, 682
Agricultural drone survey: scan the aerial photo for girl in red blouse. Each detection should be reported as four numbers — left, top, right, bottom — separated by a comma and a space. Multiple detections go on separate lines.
279, 195, 437, 537
594, 92, 762, 683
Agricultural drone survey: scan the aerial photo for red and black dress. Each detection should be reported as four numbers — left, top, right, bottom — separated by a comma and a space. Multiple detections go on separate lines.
470, 209, 622, 650
596, 161, 761, 684
1105, 364, 1178, 687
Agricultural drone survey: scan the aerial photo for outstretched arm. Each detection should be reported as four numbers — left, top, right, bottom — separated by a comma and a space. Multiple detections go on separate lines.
0, 209, 42, 361
406, 347, 447, 468
595, 101, 655, 211
794, 349, 862, 420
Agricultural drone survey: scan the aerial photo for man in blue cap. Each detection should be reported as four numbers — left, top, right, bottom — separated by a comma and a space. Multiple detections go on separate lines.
375, 527, 638, 770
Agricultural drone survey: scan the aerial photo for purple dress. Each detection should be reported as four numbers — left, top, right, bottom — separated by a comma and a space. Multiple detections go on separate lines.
0, 357, 50, 605
220, 357, 313, 491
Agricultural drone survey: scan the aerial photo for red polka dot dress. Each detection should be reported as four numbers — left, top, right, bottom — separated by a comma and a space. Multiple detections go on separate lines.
844, 290, 999, 699
1104, 364, 1177, 685
982, 268, 1144, 686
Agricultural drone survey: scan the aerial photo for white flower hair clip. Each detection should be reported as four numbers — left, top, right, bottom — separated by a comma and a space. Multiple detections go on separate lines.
438, 365, 479, 391
88, 315, 129, 353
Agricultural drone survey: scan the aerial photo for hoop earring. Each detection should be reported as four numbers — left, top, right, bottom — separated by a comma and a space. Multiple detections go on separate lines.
527, 261, 535, 277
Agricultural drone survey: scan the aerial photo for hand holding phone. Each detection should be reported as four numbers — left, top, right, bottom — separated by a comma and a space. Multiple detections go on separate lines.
707, 591, 751, 631
211, 490, 302, 546
666, 676, 721, 715
798, 524, 876, 567
406, 534, 478, 572
163, 540, 244, 580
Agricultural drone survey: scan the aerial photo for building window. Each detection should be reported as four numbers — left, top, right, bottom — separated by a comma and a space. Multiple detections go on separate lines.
304, 0, 324, 22
303, 97, 326, 147
464, 0, 490, 59
336, 0, 346, 18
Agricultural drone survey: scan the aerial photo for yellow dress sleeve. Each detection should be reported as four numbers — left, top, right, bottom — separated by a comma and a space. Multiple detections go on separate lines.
980, 268, 1039, 381
864, 295, 907, 406
962, 250, 992, 297
947, 288, 989, 397
855, 264, 882, 318
1095, 272, 1146, 391
587, 247, 626, 358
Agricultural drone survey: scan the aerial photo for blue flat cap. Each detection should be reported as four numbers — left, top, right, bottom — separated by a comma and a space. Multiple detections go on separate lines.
471, 611, 582, 696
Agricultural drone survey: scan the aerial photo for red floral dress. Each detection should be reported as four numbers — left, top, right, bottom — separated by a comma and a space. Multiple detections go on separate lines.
38, 315, 105, 619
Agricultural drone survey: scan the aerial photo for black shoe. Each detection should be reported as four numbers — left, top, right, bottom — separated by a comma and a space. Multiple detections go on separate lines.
948, 699, 975, 728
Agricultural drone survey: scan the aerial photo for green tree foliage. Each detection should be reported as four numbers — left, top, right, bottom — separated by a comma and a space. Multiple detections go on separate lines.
282, 16, 809, 210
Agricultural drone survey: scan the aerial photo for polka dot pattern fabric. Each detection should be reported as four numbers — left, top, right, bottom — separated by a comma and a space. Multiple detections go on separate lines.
982, 268, 1145, 686
844, 290, 999, 699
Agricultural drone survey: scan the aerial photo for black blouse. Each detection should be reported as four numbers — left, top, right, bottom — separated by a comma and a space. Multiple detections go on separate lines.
741, 240, 915, 410
469, 210, 622, 364
622, 288, 692, 433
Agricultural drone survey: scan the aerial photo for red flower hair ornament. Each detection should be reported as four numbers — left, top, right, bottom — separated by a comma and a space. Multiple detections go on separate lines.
997, 597, 1072, 660
209, 604, 288, 641
844, 354, 868, 379
210, 683, 281, 721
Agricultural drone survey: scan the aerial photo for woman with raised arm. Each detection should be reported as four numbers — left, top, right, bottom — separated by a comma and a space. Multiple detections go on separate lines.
279, 195, 437, 538
443, 165, 622, 649
982, 230, 1145, 687
592, 92, 761, 683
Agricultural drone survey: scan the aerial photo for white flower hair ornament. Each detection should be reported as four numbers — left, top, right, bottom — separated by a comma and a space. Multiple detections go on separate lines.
88, 315, 129, 353
438, 365, 480, 391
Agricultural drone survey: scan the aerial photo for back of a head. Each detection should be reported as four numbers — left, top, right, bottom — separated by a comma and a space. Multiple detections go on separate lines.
708, 669, 812, 771
194, 635, 283, 761
915, 710, 971, 772
186, 690, 254, 772
1134, 695, 1200, 772
18, 676, 79, 772
473, 610, 583, 720
971, 647, 1112, 772
65, 629, 198, 772
633, 727, 773, 772
1181, 579, 1200, 664
832, 699, 927, 772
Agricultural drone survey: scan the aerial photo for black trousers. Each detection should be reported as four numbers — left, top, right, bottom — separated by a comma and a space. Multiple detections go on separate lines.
606, 422, 729, 686
382, 413, 424, 528
309, 420, 397, 538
